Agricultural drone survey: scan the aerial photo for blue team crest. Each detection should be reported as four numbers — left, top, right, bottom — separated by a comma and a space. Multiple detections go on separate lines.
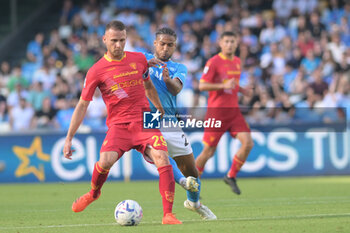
143, 110, 161, 129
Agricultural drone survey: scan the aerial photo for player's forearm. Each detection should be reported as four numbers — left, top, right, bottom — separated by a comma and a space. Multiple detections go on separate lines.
144, 80, 164, 111
65, 100, 89, 141
239, 86, 248, 96
164, 78, 182, 96
148, 91, 163, 110
199, 82, 225, 91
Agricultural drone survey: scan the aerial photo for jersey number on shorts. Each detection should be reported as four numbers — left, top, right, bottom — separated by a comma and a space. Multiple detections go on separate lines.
152, 135, 167, 147
182, 134, 189, 146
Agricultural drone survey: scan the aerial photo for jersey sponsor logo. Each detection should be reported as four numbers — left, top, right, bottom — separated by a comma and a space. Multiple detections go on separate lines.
227, 70, 240, 75
113, 70, 139, 79
203, 66, 209, 74
110, 79, 143, 91
106, 67, 116, 71
129, 62, 137, 70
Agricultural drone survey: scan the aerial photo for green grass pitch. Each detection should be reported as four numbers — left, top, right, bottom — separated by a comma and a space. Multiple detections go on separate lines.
0, 176, 349, 233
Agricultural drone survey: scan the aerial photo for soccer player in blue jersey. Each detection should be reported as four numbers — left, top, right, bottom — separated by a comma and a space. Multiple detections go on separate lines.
144, 27, 216, 220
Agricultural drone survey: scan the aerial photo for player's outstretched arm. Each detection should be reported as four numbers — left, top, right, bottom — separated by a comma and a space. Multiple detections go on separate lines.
144, 79, 165, 117
63, 98, 90, 159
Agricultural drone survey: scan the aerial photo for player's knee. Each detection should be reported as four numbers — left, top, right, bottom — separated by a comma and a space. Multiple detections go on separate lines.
243, 138, 254, 151
152, 150, 169, 167
98, 160, 113, 170
99, 152, 118, 169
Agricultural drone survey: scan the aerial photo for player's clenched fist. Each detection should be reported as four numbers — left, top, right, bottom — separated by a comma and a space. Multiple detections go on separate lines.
63, 139, 75, 160
162, 66, 170, 81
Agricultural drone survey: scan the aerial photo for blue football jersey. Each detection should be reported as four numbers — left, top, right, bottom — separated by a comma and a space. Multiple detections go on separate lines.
144, 53, 187, 117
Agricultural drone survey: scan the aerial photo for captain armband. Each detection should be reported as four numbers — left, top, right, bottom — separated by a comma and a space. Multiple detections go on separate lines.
142, 69, 149, 80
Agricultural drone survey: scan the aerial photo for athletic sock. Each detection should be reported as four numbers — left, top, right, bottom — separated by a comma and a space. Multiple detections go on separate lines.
196, 166, 204, 177
186, 177, 201, 208
158, 165, 175, 216
89, 162, 109, 198
168, 156, 185, 184
227, 155, 245, 178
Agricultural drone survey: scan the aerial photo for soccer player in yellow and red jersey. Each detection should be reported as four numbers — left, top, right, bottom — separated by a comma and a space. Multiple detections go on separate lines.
63, 20, 182, 225
195, 31, 254, 195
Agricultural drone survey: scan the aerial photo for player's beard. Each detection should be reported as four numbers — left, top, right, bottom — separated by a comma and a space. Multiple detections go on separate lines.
158, 52, 171, 61
112, 49, 124, 59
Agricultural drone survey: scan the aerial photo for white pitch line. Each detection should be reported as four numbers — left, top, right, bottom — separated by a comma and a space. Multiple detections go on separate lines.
3, 196, 350, 214
3, 198, 350, 214
234, 212, 350, 221
4, 196, 349, 214
1, 213, 350, 230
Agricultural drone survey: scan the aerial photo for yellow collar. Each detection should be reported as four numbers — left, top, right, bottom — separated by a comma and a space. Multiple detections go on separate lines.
218, 52, 234, 61
104, 52, 126, 62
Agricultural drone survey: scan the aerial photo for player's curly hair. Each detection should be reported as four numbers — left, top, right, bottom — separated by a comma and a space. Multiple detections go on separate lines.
105, 20, 126, 31
155, 27, 177, 39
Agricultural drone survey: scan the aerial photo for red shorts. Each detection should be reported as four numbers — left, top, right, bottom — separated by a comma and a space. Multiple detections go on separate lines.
203, 111, 250, 147
100, 121, 167, 163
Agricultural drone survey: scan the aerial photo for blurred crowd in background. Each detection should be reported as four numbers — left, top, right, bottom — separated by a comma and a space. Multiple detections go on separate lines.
0, 0, 349, 132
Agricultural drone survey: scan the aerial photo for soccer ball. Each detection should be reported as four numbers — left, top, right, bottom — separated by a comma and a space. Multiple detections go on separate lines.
114, 200, 143, 226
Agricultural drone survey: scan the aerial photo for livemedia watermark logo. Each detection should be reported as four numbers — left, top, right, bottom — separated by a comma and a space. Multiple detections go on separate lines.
143, 110, 222, 130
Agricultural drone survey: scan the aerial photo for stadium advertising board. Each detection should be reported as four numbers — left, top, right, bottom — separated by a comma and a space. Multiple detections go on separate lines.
0, 124, 349, 183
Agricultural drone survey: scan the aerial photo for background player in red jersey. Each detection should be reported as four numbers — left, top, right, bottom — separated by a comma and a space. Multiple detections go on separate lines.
195, 31, 254, 195
62, 21, 181, 225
